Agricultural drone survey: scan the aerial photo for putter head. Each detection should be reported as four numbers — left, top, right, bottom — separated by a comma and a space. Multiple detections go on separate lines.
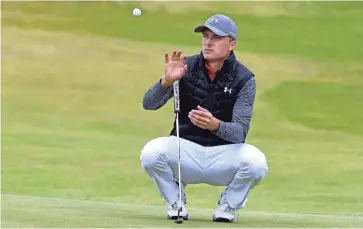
174, 217, 184, 224
174, 207, 184, 224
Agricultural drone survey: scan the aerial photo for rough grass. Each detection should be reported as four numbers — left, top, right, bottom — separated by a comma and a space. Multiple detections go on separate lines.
2, 1, 363, 62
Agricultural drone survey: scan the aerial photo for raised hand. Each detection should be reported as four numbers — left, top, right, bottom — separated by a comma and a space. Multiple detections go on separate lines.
161, 49, 188, 88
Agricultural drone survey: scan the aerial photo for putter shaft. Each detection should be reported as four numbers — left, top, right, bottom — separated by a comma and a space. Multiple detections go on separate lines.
173, 81, 183, 224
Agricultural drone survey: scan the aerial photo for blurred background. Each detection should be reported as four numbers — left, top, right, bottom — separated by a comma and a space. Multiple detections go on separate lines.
1, 1, 363, 227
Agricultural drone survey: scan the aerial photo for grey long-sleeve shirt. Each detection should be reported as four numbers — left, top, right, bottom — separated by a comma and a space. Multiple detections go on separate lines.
142, 77, 256, 143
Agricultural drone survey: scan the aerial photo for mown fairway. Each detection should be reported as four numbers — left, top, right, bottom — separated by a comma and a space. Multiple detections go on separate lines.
1, 1, 363, 227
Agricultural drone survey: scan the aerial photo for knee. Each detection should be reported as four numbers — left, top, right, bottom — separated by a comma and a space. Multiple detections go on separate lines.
140, 137, 170, 170
237, 144, 268, 181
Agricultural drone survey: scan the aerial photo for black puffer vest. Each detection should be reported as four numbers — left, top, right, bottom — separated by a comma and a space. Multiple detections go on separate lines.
170, 51, 254, 146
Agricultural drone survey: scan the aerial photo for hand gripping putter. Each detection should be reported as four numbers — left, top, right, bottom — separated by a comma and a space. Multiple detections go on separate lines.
173, 80, 184, 224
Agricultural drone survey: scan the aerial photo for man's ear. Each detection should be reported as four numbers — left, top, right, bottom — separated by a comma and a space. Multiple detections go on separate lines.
229, 40, 236, 51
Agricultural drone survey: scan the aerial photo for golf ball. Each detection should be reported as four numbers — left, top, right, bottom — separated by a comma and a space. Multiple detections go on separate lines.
133, 8, 141, 17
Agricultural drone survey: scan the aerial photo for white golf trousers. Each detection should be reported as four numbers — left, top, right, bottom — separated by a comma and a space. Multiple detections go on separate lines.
140, 136, 268, 210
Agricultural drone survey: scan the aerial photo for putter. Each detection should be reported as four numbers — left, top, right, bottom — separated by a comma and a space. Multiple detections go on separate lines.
173, 80, 184, 224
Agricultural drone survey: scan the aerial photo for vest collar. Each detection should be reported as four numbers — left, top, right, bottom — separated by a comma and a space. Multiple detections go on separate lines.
199, 51, 236, 81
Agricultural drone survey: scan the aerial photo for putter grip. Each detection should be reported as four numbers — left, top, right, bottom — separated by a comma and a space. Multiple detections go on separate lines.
173, 80, 180, 113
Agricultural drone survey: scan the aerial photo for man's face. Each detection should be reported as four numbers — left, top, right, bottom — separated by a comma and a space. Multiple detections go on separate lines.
201, 29, 236, 61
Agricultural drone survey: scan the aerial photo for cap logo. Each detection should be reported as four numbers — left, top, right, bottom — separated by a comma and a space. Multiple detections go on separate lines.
208, 17, 220, 24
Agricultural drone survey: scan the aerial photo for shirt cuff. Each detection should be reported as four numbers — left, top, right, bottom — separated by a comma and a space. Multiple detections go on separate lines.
211, 120, 225, 136
157, 78, 173, 91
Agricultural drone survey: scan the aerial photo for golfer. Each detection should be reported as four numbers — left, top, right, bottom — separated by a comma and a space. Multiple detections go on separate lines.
140, 14, 268, 223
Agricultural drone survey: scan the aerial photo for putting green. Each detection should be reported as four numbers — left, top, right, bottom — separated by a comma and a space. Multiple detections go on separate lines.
2, 194, 363, 228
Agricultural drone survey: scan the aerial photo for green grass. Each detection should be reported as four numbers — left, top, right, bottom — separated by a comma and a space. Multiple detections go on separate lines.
3, 194, 363, 228
2, 1, 363, 62
264, 81, 363, 136
2, 1, 363, 228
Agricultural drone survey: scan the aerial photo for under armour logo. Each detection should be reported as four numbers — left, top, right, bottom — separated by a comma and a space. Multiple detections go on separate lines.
208, 17, 220, 24
224, 87, 232, 94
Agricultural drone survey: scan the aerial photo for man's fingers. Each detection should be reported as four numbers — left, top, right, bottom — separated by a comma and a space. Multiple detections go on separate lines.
165, 52, 169, 64
166, 49, 186, 63
189, 111, 210, 125
172, 49, 177, 61
190, 117, 208, 129
182, 56, 187, 63
176, 50, 182, 60
191, 109, 211, 118
197, 105, 209, 112
170, 49, 184, 62
189, 109, 213, 129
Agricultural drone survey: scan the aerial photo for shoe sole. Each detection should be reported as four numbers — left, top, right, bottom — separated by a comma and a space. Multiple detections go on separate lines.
213, 216, 234, 223
168, 215, 189, 220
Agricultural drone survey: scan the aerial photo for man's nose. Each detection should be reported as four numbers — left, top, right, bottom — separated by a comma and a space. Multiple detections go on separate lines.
205, 39, 213, 46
